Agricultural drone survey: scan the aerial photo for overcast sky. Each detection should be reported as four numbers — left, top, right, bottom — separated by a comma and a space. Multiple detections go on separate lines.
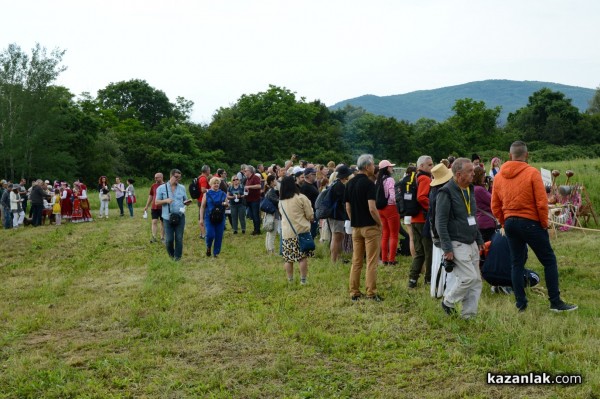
3, 0, 599, 123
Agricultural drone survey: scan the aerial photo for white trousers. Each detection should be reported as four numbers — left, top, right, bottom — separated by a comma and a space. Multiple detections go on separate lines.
443, 241, 482, 318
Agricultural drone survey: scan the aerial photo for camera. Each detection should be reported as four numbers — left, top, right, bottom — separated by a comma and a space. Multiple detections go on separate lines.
443, 258, 455, 273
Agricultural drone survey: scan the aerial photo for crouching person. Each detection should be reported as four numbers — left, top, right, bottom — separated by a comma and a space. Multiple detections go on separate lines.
435, 158, 484, 319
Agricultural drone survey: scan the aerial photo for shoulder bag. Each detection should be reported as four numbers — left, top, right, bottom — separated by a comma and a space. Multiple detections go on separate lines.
280, 201, 315, 253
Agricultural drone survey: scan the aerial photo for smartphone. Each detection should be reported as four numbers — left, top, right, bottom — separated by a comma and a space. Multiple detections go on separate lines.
184, 199, 192, 205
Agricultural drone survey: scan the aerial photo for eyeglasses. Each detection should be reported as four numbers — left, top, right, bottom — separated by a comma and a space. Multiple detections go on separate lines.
232, 179, 239, 181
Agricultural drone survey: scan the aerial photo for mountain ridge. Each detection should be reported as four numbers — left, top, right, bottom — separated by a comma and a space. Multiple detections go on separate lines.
329, 79, 596, 123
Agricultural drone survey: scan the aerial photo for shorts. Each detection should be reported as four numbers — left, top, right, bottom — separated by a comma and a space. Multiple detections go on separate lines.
327, 218, 345, 234
404, 216, 412, 224
151, 209, 163, 220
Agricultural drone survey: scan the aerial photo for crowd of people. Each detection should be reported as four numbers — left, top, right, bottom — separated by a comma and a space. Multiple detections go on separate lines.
0, 176, 139, 229
2, 141, 578, 317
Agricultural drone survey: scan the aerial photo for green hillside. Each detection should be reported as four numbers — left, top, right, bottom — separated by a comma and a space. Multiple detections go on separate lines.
329, 80, 596, 123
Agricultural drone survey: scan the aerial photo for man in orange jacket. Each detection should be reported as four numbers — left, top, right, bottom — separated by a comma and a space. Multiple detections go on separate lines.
491, 141, 577, 312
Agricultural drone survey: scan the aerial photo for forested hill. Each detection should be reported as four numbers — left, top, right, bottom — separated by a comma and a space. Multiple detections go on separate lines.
329, 80, 596, 123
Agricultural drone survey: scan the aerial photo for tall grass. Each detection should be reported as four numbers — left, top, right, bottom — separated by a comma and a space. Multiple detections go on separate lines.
1, 162, 599, 398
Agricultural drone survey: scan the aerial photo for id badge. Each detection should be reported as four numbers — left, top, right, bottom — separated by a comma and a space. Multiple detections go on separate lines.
404, 193, 413, 200
467, 216, 476, 226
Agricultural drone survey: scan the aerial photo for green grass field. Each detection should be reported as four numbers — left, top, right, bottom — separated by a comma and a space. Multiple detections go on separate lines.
1, 160, 599, 398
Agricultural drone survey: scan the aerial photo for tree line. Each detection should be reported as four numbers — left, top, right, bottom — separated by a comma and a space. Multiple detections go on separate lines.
2, 43, 600, 183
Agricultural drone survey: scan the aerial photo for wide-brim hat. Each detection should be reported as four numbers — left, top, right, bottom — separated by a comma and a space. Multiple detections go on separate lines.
430, 163, 453, 187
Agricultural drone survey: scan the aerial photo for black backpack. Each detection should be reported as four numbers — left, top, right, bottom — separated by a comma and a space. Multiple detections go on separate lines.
397, 172, 420, 216
315, 181, 338, 220
375, 176, 389, 210
189, 177, 200, 200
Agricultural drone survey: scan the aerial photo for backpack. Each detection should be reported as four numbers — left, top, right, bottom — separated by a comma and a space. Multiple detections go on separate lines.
314, 181, 338, 220
260, 196, 277, 214
375, 176, 389, 210
397, 172, 420, 216
189, 177, 200, 199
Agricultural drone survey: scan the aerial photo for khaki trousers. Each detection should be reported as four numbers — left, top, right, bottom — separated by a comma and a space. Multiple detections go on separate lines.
349, 225, 382, 297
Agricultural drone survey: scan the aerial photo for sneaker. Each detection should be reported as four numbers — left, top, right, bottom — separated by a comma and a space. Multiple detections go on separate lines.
441, 300, 456, 315
233, 231, 238, 234
300, 279, 307, 285
388, 261, 398, 266
550, 302, 578, 312
491, 286, 499, 294
351, 294, 362, 302
150, 237, 157, 243
408, 279, 417, 289
242, 230, 246, 234
366, 295, 384, 302
213, 254, 219, 259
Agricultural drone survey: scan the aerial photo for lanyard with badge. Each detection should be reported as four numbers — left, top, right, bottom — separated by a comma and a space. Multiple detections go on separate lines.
461, 187, 477, 226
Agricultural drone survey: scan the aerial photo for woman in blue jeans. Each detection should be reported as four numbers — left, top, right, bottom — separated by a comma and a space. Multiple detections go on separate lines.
227, 176, 246, 234
200, 177, 229, 258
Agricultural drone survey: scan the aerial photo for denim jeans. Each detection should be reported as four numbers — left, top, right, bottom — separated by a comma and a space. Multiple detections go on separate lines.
247, 200, 261, 233
505, 217, 561, 309
164, 214, 186, 260
116, 196, 125, 216
3, 207, 11, 229
127, 202, 134, 217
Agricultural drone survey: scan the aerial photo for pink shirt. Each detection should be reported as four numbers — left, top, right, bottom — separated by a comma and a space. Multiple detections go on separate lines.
384, 177, 396, 205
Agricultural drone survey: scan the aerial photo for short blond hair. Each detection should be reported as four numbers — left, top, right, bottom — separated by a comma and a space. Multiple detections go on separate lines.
209, 177, 221, 186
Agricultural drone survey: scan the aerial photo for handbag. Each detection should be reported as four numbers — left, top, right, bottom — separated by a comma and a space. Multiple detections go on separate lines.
101, 193, 110, 201
127, 195, 136, 204
263, 213, 275, 232
280, 203, 315, 252
208, 191, 225, 224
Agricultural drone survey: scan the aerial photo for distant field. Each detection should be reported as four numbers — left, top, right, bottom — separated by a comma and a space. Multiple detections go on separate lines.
1, 163, 599, 398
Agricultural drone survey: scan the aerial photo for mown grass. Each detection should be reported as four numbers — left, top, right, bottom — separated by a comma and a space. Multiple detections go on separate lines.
1, 169, 599, 398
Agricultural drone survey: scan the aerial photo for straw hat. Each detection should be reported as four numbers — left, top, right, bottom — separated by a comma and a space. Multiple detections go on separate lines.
430, 163, 453, 187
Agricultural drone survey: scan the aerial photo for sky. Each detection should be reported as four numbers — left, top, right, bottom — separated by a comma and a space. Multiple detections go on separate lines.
3, 0, 600, 123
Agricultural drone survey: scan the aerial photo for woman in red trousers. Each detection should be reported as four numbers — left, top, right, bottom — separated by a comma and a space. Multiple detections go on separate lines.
377, 160, 400, 265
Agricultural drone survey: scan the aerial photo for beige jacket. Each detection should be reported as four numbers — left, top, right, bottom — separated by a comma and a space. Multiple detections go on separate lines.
279, 194, 314, 239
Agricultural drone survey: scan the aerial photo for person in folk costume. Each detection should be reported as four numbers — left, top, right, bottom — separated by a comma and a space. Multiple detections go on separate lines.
71, 185, 84, 223
60, 182, 73, 221
75, 180, 93, 222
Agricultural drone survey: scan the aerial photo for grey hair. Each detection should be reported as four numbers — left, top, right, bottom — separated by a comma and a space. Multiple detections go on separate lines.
245, 165, 255, 174
451, 158, 471, 175
510, 140, 528, 159
201, 164, 210, 173
417, 155, 432, 169
356, 154, 374, 171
